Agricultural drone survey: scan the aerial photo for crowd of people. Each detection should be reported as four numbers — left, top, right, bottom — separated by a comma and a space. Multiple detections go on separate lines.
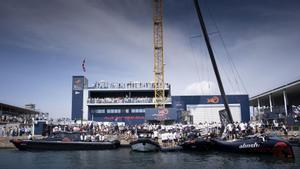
45, 123, 199, 146
0, 113, 48, 138
223, 120, 289, 140
0, 118, 293, 147
0, 125, 32, 137
93, 81, 170, 89
38, 120, 289, 146
0, 115, 34, 124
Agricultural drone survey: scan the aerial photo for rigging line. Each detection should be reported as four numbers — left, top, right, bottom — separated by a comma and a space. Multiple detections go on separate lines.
191, 37, 208, 95
215, 32, 243, 93
201, 0, 239, 94
198, 1, 235, 95
205, 2, 248, 94
201, 39, 215, 95
198, 38, 210, 94
202, 27, 235, 93
211, 40, 235, 94
190, 37, 223, 95
183, 6, 204, 94
190, 32, 219, 39
188, 37, 203, 93
193, 34, 220, 94
205, 27, 239, 93
220, 33, 248, 94
220, 35, 244, 93
197, 35, 220, 95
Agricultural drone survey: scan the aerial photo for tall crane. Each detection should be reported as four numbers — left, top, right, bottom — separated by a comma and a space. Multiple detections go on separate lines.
153, 0, 165, 108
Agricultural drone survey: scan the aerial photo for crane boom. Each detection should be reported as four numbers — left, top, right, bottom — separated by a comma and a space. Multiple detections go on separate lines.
153, 0, 165, 108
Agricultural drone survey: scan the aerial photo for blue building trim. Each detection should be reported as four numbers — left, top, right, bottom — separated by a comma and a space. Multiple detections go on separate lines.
71, 76, 86, 120
71, 90, 83, 120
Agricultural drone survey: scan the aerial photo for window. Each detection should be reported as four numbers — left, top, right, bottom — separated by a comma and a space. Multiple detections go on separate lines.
131, 109, 145, 113
91, 109, 105, 114
107, 109, 121, 113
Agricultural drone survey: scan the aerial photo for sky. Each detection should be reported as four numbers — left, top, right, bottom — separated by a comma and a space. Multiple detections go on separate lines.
0, 0, 300, 118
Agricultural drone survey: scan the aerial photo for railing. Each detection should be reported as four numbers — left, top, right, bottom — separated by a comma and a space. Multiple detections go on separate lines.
253, 106, 286, 116
253, 105, 300, 120
92, 81, 170, 90
87, 97, 172, 104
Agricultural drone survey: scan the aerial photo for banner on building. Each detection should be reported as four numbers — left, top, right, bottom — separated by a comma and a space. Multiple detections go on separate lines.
145, 108, 177, 121
73, 77, 84, 90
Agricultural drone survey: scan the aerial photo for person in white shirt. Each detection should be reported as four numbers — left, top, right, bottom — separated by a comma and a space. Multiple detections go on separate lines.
240, 122, 246, 137
226, 123, 234, 140
173, 132, 178, 146
167, 132, 173, 147
153, 130, 158, 142
28, 134, 32, 140
161, 132, 168, 147
282, 124, 288, 135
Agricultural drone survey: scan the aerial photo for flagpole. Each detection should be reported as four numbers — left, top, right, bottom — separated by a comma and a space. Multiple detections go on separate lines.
81, 58, 86, 128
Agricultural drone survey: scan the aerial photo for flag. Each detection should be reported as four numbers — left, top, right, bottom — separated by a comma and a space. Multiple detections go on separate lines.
82, 58, 86, 72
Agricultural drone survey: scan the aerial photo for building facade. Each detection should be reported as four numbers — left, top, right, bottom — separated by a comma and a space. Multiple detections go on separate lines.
250, 79, 300, 124
172, 95, 250, 124
71, 76, 250, 125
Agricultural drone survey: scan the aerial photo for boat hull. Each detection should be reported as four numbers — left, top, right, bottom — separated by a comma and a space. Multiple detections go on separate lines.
10, 139, 120, 151
180, 138, 211, 151
130, 139, 160, 152
211, 137, 294, 158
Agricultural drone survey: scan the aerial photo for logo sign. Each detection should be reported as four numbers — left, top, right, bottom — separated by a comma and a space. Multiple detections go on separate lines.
153, 108, 169, 121
73, 78, 83, 90
103, 116, 144, 120
207, 96, 219, 103
175, 102, 182, 107
239, 142, 260, 149
145, 108, 177, 121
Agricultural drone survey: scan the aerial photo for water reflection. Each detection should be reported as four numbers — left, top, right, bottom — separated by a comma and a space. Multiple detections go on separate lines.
0, 147, 299, 169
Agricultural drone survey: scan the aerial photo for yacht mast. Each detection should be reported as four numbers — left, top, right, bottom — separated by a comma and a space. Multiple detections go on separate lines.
193, 0, 233, 123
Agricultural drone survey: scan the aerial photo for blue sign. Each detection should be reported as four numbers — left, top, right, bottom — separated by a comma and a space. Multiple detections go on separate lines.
73, 77, 84, 90
145, 108, 177, 121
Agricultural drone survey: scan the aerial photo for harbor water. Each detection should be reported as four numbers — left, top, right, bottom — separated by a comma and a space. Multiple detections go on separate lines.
0, 147, 299, 169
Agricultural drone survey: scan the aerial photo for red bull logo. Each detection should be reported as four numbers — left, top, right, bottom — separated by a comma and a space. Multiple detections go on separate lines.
73, 78, 83, 90
207, 96, 219, 103
74, 79, 81, 85
153, 108, 169, 121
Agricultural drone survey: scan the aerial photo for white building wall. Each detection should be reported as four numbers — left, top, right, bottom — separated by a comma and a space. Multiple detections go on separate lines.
187, 104, 241, 124
82, 89, 89, 120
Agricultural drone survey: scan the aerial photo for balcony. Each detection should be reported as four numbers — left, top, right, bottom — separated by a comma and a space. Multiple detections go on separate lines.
87, 97, 172, 106
90, 81, 170, 90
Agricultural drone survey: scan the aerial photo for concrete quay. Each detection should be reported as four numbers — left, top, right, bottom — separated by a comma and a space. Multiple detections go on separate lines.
0, 136, 27, 149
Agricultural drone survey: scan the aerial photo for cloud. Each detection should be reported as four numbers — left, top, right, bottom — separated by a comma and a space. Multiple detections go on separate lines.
229, 29, 300, 96
1, 0, 300, 118
183, 81, 218, 95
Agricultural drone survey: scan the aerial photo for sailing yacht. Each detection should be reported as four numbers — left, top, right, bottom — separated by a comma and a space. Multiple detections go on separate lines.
193, 0, 294, 159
